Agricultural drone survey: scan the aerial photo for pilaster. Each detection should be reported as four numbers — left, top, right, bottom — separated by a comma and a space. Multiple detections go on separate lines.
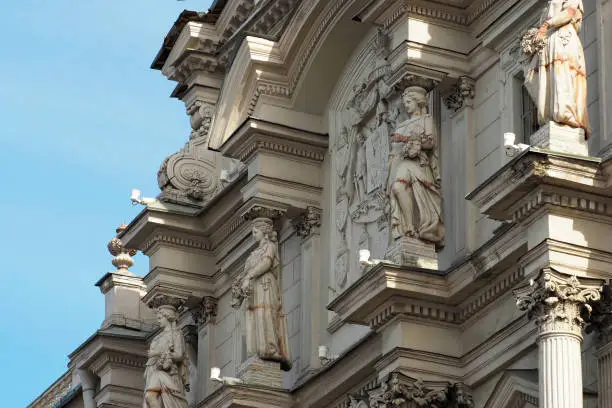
294, 206, 323, 375
190, 296, 219, 401
444, 76, 477, 257
514, 268, 604, 408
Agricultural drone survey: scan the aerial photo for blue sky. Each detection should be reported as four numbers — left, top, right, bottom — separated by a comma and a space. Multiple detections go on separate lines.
0, 1, 211, 406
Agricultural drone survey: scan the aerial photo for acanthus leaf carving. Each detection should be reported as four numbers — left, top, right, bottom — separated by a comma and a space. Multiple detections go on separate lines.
191, 296, 218, 328
294, 206, 322, 238
443, 76, 475, 113
515, 268, 603, 336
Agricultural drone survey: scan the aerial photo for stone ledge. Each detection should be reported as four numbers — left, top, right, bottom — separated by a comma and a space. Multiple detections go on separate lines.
197, 384, 293, 408
466, 148, 605, 221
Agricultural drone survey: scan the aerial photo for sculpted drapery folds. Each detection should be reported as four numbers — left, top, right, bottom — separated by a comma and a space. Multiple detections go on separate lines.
521, 0, 589, 136
144, 306, 189, 408
231, 217, 292, 371
386, 86, 444, 247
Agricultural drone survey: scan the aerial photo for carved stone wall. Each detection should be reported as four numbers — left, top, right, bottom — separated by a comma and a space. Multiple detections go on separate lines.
330, 28, 443, 290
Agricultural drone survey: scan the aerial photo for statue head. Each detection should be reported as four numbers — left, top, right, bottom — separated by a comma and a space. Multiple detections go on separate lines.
251, 218, 278, 243
156, 305, 178, 329
402, 86, 428, 116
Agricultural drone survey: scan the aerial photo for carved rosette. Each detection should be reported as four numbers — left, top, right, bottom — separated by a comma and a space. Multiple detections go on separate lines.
191, 296, 218, 328
443, 76, 475, 113
157, 153, 220, 204
365, 372, 473, 408
515, 268, 603, 338
294, 207, 322, 238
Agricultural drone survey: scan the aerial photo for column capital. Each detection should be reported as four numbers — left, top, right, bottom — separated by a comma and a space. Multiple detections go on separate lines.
242, 205, 285, 222
514, 268, 603, 337
366, 372, 474, 408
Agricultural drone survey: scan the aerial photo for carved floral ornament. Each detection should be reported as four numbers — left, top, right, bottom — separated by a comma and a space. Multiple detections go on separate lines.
157, 154, 219, 203
191, 296, 218, 327
294, 206, 322, 238
514, 268, 603, 336
443, 77, 475, 113
349, 372, 474, 408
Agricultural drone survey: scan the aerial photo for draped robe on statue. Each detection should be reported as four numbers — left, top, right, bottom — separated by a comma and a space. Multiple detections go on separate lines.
144, 330, 188, 408
387, 115, 444, 245
524, 0, 589, 135
244, 241, 292, 371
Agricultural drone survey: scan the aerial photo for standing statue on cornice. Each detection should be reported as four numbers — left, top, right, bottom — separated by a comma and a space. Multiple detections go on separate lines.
144, 306, 189, 408
231, 218, 292, 371
385, 86, 444, 246
521, 0, 589, 136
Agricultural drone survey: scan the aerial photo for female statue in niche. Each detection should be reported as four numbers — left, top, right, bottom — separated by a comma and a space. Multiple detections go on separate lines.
144, 306, 189, 408
231, 218, 292, 371
522, 0, 589, 135
386, 86, 444, 246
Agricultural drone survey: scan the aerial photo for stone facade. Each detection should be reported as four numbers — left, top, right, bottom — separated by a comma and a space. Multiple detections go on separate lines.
29, 1, 612, 407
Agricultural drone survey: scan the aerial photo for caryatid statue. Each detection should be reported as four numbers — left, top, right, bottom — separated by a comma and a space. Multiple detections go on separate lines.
386, 86, 444, 246
231, 217, 292, 371
521, 0, 589, 136
144, 305, 189, 408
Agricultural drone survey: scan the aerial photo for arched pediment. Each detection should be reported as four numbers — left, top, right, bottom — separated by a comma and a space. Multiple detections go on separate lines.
483, 370, 538, 408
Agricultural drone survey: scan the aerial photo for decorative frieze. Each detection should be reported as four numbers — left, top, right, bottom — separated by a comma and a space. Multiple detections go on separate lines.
443, 77, 475, 113
294, 207, 322, 238
142, 231, 213, 254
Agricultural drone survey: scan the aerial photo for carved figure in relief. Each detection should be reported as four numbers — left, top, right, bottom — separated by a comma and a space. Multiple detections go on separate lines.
231, 218, 292, 371
144, 306, 189, 408
521, 0, 589, 135
386, 86, 444, 246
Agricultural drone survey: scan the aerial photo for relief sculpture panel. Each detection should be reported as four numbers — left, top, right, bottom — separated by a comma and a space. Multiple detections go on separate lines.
332, 29, 445, 289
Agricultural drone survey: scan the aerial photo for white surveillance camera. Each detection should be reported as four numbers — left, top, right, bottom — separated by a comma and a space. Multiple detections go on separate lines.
503, 132, 529, 157
210, 367, 243, 385
130, 189, 156, 206
318, 345, 338, 366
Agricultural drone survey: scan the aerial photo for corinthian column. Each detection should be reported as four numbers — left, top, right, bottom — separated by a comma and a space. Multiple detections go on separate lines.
514, 268, 603, 408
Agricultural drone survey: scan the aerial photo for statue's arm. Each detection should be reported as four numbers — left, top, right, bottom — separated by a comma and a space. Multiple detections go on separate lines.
545, 5, 581, 29
246, 249, 274, 280
171, 332, 186, 362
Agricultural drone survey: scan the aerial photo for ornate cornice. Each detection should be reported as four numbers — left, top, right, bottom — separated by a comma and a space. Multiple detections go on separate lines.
142, 231, 212, 254
515, 268, 604, 337
90, 351, 147, 375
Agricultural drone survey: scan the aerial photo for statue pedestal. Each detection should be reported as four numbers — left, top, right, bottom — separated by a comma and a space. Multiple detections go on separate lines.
530, 121, 588, 156
238, 356, 284, 389
385, 237, 438, 269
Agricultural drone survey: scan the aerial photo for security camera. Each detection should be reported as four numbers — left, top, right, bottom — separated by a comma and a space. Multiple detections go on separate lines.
130, 189, 156, 206
504, 132, 529, 157
210, 367, 243, 385
318, 345, 338, 366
